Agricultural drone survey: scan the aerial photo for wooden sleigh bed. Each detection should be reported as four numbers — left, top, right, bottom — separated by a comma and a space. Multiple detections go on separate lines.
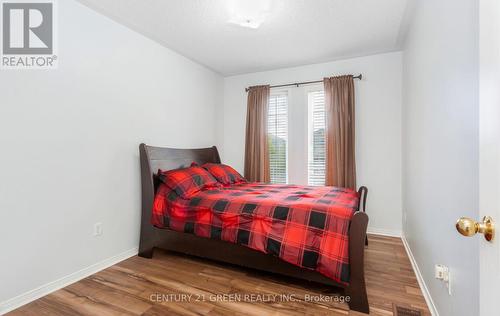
138, 144, 370, 313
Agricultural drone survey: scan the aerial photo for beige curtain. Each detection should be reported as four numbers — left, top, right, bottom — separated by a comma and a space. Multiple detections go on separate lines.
324, 75, 356, 189
244, 85, 271, 182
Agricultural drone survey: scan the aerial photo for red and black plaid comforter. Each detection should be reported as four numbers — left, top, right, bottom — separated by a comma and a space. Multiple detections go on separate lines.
152, 183, 359, 285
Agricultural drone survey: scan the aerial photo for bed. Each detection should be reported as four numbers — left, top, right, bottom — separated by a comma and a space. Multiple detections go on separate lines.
138, 144, 369, 313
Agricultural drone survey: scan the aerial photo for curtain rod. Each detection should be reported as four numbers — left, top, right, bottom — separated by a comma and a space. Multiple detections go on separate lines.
245, 74, 362, 92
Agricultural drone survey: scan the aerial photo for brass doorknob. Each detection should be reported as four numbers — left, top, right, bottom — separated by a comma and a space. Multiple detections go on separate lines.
456, 216, 494, 242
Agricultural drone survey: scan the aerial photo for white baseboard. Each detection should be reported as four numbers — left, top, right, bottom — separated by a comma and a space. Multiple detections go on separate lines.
401, 236, 439, 316
0, 247, 138, 315
367, 227, 402, 237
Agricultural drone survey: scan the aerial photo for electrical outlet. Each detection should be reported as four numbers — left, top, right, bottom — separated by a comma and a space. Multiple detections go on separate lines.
435, 264, 451, 295
94, 222, 103, 237
435, 264, 448, 280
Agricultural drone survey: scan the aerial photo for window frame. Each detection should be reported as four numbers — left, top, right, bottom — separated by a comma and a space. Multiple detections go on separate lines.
305, 85, 326, 186
267, 88, 290, 184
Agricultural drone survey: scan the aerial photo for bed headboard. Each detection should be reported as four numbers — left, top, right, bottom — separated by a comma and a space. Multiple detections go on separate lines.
138, 143, 221, 255
140, 143, 221, 197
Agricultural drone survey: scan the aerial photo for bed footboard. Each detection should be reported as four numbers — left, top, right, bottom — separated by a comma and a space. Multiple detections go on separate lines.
345, 211, 369, 313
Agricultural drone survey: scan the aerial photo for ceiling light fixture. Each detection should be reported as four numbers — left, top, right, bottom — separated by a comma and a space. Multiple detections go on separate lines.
227, 0, 271, 29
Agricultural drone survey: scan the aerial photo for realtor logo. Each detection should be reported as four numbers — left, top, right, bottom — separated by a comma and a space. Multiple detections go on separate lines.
1, 0, 57, 69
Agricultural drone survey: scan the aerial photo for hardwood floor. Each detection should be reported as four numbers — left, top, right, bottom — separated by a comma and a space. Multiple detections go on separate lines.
8, 235, 430, 316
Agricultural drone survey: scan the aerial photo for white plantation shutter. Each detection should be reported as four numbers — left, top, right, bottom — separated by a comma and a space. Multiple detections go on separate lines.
308, 90, 326, 186
267, 92, 288, 184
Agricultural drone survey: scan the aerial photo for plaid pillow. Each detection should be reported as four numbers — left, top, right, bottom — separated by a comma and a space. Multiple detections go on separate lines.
158, 166, 220, 199
202, 163, 247, 186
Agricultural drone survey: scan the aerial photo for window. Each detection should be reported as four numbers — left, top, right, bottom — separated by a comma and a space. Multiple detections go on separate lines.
307, 90, 326, 186
265, 88, 326, 185
267, 91, 288, 184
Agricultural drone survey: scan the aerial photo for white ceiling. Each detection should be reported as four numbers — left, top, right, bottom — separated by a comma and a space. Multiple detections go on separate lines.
77, 0, 412, 76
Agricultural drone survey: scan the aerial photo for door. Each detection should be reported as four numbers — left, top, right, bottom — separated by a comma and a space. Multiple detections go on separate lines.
479, 0, 500, 315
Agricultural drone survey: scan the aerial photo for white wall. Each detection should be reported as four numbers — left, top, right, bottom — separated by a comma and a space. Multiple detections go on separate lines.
219, 52, 403, 234
402, 1, 479, 315
0, 0, 222, 308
